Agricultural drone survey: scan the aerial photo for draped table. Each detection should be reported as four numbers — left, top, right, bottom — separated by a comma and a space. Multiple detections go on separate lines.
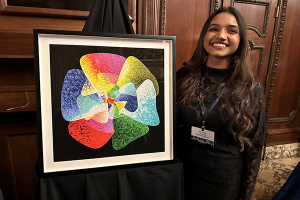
34, 160, 184, 200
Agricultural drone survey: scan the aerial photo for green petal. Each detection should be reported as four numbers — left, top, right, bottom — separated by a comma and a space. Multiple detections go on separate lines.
108, 85, 120, 99
112, 114, 149, 150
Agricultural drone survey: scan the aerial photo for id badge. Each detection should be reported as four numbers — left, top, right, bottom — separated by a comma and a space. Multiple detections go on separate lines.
191, 126, 215, 147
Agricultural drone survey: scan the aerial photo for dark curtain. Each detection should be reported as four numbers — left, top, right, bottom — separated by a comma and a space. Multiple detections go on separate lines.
82, 0, 134, 34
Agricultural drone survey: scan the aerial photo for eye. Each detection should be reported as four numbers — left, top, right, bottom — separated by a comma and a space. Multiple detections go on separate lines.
228, 29, 238, 34
208, 27, 218, 32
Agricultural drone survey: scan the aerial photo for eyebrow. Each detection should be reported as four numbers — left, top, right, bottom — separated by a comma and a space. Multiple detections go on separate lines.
209, 24, 239, 28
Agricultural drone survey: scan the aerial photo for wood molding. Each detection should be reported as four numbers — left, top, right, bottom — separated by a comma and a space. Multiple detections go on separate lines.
0, 29, 34, 58
265, 0, 288, 124
266, 127, 300, 147
269, 91, 300, 122
266, 129, 300, 146
211, 0, 221, 14
231, 0, 271, 38
248, 39, 265, 76
246, 25, 267, 38
268, 127, 300, 135
0, 1, 89, 19
153, 0, 160, 35
136, 0, 165, 35
160, 0, 166, 35
0, 86, 36, 113
0, 85, 35, 93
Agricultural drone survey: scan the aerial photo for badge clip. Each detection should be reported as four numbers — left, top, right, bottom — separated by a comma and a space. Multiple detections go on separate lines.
201, 121, 205, 131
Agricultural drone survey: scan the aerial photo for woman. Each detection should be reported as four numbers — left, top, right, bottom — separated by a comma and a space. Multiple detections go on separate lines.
176, 7, 265, 200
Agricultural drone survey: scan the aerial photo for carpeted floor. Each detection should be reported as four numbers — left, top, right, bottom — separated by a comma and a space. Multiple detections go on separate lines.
251, 143, 300, 200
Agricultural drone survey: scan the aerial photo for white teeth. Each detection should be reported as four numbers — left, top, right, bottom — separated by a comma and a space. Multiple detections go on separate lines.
213, 43, 226, 47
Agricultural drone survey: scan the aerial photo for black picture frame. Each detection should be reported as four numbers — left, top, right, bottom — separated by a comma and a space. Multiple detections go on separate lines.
34, 29, 176, 176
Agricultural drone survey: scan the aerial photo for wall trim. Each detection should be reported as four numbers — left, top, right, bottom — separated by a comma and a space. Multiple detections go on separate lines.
248, 39, 265, 76
266, 0, 289, 124
268, 127, 300, 135
231, 0, 271, 38
160, 0, 166, 35
269, 91, 300, 123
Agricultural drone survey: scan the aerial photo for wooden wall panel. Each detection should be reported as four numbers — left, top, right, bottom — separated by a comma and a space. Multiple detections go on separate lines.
224, 0, 298, 146
0, 113, 37, 200
0, 2, 85, 199
263, 0, 300, 144
164, 0, 212, 70
136, 0, 162, 35
234, 2, 267, 34
225, 0, 278, 89
0, 30, 34, 58
0, 59, 36, 113
268, 0, 300, 122
263, 0, 300, 145
0, 0, 89, 18
7, 134, 38, 200
249, 47, 263, 75
0, 89, 36, 113
0, 58, 35, 86
0, 15, 85, 58
265, 127, 300, 146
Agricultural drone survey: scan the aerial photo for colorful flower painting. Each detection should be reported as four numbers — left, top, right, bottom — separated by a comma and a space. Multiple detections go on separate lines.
61, 53, 160, 150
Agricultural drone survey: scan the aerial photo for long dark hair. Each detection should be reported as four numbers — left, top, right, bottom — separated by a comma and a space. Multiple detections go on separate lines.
177, 7, 258, 151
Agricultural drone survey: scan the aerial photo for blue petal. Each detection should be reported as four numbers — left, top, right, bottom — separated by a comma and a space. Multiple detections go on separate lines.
61, 69, 87, 121
121, 80, 160, 126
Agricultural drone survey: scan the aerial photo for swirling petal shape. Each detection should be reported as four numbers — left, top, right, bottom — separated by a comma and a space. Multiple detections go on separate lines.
115, 83, 138, 112
61, 53, 160, 150
61, 69, 88, 121
68, 119, 114, 149
81, 80, 95, 96
80, 53, 126, 93
86, 117, 114, 133
112, 114, 149, 150
121, 79, 160, 126
90, 111, 108, 123
77, 94, 104, 114
117, 56, 159, 95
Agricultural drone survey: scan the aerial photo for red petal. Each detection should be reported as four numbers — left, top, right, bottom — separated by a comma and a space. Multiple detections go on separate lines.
68, 119, 114, 149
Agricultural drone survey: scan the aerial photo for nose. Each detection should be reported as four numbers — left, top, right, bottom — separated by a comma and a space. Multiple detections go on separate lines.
217, 28, 227, 39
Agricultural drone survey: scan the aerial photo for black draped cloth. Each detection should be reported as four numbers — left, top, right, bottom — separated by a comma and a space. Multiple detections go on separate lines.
35, 160, 184, 200
82, 0, 134, 34
177, 65, 265, 200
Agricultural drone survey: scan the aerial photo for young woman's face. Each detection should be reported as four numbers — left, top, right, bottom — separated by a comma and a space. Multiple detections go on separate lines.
204, 12, 240, 60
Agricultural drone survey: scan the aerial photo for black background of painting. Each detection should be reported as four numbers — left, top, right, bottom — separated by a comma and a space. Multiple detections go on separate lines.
49, 44, 165, 162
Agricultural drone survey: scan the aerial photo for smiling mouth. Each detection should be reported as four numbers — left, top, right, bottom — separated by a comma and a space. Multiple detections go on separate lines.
212, 43, 228, 47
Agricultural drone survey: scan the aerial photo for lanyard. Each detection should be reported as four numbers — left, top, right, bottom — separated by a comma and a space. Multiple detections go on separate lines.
200, 88, 225, 131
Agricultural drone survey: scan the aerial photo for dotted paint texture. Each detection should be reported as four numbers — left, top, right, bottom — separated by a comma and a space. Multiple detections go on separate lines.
61, 53, 160, 150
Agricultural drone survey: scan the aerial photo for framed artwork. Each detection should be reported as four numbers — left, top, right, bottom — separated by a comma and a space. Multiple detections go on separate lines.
34, 29, 176, 176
